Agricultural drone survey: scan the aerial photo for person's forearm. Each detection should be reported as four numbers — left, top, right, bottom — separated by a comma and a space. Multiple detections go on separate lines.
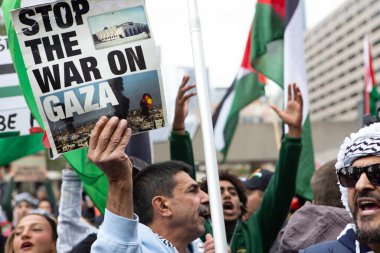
107, 179, 133, 218
44, 179, 56, 210
288, 126, 302, 138
172, 117, 185, 131
254, 136, 302, 252
2, 178, 15, 222
169, 131, 196, 179
57, 169, 98, 252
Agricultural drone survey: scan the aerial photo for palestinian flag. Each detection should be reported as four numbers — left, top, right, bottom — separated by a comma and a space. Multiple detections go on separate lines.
2, 0, 152, 213
213, 33, 266, 158
214, 0, 315, 200
363, 35, 379, 118
251, 0, 315, 200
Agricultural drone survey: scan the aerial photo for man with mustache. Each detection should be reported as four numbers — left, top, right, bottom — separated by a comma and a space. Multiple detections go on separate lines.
301, 123, 380, 252
88, 116, 214, 253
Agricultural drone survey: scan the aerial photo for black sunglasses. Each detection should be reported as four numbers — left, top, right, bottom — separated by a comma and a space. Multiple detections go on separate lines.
337, 164, 380, 188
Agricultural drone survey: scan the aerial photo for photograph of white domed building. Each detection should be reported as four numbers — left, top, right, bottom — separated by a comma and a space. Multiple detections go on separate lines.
94, 22, 149, 43
88, 6, 150, 49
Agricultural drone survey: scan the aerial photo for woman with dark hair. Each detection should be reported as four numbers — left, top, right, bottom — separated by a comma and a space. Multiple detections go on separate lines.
5, 210, 57, 253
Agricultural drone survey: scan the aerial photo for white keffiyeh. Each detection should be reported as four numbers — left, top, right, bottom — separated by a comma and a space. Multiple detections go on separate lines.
335, 123, 380, 213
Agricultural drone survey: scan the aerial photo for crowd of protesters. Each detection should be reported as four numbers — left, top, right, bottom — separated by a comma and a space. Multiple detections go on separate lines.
1, 75, 380, 253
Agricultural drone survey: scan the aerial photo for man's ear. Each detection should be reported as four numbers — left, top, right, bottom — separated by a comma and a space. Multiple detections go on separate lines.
152, 196, 172, 217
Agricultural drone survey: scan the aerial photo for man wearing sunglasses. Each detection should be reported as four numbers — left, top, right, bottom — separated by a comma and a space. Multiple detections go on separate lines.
301, 123, 380, 253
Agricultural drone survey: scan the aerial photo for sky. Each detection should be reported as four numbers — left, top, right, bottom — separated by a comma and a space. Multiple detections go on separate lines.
145, 0, 346, 88
306, 0, 345, 29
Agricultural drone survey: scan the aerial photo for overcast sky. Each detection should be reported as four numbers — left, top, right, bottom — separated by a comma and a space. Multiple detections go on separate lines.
305, 0, 345, 29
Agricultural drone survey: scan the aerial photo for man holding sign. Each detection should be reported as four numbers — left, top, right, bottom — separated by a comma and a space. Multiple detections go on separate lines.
88, 116, 214, 253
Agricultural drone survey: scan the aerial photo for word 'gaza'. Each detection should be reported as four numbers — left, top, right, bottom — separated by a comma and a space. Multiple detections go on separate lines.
42, 81, 118, 122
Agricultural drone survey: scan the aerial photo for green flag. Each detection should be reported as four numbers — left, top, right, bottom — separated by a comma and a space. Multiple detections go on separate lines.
0, 133, 45, 166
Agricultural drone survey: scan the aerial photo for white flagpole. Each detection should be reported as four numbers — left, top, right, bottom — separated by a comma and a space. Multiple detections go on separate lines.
186, 0, 228, 252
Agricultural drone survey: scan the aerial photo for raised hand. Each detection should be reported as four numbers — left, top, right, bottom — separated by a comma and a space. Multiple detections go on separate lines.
172, 75, 197, 132
88, 116, 133, 218
88, 116, 132, 182
270, 83, 303, 138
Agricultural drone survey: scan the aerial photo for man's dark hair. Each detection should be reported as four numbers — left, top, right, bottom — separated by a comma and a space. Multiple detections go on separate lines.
133, 160, 192, 225
199, 170, 247, 216
311, 159, 343, 208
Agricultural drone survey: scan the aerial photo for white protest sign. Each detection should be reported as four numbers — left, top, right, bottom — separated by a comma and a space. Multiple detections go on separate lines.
0, 36, 34, 135
11, 0, 167, 157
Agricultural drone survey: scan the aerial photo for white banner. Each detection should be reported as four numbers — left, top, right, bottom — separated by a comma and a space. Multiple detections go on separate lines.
0, 36, 33, 135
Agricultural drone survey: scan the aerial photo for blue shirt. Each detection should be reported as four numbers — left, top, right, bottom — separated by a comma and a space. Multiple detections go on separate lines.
91, 210, 204, 253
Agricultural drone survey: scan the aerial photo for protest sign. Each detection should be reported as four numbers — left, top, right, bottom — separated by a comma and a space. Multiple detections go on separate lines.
11, 0, 167, 157
0, 35, 35, 136
12, 151, 47, 182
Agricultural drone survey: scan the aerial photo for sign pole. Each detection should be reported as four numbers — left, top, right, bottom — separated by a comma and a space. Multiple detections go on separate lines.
186, 0, 228, 252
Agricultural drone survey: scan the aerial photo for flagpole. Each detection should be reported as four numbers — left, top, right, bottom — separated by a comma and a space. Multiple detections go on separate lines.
363, 35, 370, 115
186, 0, 228, 252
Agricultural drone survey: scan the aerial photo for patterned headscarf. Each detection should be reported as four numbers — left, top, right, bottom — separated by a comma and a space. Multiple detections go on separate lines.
336, 123, 380, 213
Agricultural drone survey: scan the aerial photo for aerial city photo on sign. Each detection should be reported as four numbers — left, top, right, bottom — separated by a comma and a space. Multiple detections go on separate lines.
42, 70, 164, 154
